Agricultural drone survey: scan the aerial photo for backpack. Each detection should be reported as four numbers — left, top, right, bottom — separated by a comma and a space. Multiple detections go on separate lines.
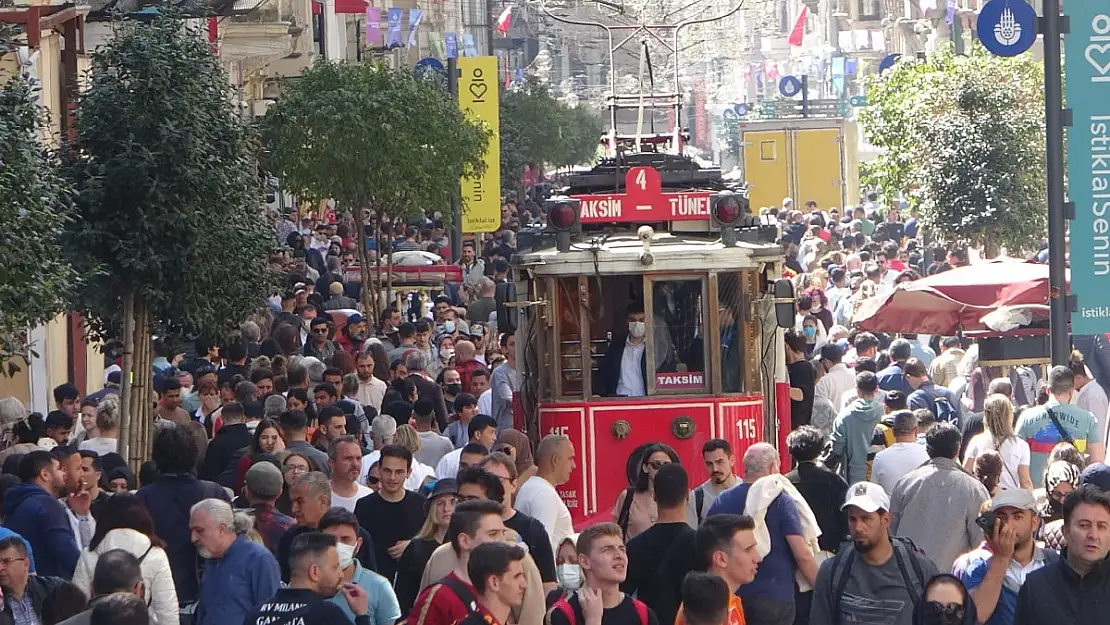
826, 537, 927, 625
925, 389, 959, 425
694, 486, 706, 525
551, 593, 649, 625
437, 575, 480, 617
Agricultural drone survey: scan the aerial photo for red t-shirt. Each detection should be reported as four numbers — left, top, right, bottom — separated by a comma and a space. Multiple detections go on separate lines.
410, 572, 481, 625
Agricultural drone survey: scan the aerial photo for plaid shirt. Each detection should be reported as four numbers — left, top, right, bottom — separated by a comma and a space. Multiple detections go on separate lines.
10, 591, 38, 625
253, 504, 296, 554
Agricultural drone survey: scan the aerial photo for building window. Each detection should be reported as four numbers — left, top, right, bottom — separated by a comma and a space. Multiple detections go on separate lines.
858, 0, 880, 20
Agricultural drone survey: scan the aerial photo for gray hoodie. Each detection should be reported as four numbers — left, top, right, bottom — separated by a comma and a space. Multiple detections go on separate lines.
829, 397, 884, 484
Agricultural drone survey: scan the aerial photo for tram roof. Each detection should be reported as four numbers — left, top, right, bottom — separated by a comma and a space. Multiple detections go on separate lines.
512, 232, 782, 277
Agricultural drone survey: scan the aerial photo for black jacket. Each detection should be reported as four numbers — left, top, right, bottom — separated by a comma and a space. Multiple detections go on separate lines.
1015, 553, 1110, 625
409, 374, 449, 431
599, 335, 675, 397
199, 423, 253, 487
1, 575, 66, 623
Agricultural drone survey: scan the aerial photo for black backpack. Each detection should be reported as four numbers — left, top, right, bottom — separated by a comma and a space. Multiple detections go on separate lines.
826, 537, 927, 625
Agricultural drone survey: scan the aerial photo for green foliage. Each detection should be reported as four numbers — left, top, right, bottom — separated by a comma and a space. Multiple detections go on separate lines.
500, 82, 602, 192
860, 45, 1046, 252
65, 13, 275, 342
262, 60, 490, 221
0, 78, 78, 371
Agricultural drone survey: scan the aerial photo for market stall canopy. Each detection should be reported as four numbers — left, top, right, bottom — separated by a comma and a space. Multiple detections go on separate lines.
852, 261, 1059, 335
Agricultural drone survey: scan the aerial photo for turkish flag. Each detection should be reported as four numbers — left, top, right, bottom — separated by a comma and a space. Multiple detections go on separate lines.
496, 6, 513, 35
788, 6, 808, 47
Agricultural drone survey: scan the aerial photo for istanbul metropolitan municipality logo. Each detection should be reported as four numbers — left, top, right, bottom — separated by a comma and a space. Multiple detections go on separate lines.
978, 0, 1036, 57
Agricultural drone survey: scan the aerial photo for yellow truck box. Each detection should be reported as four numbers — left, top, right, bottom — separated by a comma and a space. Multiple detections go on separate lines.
738, 118, 860, 213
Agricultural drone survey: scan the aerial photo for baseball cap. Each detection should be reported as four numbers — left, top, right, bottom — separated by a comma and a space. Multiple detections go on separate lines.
348, 313, 364, 325
245, 461, 284, 499
989, 488, 1037, 512
1080, 462, 1110, 492
842, 481, 890, 513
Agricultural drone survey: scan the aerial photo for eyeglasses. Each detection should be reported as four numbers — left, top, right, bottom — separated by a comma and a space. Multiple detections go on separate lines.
924, 602, 964, 621
284, 465, 309, 475
457, 494, 480, 503
0, 557, 26, 567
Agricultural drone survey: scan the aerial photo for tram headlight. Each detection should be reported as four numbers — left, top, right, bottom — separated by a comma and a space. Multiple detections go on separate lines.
711, 191, 751, 247
545, 196, 580, 252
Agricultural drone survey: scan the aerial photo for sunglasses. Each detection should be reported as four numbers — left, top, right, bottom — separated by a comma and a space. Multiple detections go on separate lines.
647, 459, 670, 470
366, 475, 380, 486
924, 602, 964, 621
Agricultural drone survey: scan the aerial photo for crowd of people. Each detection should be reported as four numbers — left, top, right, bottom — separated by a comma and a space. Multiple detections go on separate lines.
0, 196, 1103, 625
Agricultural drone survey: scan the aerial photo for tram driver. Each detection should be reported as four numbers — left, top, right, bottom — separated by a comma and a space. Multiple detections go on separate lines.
599, 303, 675, 397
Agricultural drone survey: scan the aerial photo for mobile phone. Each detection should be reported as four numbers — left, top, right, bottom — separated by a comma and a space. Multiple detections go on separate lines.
975, 510, 998, 535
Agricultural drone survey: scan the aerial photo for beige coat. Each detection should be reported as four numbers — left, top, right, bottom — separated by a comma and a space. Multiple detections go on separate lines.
418, 542, 545, 625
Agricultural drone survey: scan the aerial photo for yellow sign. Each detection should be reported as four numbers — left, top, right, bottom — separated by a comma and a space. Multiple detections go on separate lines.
457, 56, 501, 233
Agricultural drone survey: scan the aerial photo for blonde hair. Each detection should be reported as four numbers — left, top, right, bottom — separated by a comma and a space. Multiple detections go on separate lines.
395, 424, 422, 454
982, 393, 1016, 451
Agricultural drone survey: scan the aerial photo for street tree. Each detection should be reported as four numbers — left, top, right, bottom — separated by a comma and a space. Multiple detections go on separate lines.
64, 13, 274, 465
500, 81, 602, 195
860, 46, 1046, 253
262, 60, 490, 311
0, 78, 78, 375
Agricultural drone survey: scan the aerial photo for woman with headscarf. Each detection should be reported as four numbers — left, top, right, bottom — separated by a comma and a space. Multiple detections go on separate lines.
495, 429, 537, 484
913, 574, 978, 625
1036, 458, 1081, 549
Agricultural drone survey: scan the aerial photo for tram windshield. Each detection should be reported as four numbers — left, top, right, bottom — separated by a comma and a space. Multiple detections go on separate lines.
550, 272, 748, 399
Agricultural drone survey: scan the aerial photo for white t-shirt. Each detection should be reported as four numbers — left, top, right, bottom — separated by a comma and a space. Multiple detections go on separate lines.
360, 451, 437, 491
78, 438, 119, 457
616, 342, 646, 397
871, 442, 930, 495
477, 389, 493, 416
331, 484, 373, 512
436, 448, 464, 480
964, 435, 1031, 491
515, 476, 574, 554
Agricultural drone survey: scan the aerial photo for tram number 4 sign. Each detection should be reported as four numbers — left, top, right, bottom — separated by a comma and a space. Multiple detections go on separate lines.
574, 166, 713, 224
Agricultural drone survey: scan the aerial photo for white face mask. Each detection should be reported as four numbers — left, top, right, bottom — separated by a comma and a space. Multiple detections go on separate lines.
336, 542, 357, 569
628, 321, 647, 339
557, 564, 582, 590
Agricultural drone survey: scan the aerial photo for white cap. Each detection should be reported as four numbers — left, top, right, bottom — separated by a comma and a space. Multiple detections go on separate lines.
842, 481, 890, 513
989, 488, 1037, 512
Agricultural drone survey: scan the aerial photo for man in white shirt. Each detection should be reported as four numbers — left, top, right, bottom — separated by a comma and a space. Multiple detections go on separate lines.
330, 436, 372, 512
871, 410, 929, 495
515, 434, 576, 554
1072, 360, 1109, 444
436, 415, 498, 479
355, 352, 387, 413
601, 305, 649, 397
412, 398, 454, 468
815, 344, 855, 408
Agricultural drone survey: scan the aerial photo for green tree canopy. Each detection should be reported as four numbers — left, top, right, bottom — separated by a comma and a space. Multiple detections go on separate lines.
262, 60, 489, 219
0, 78, 77, 372
65, 12, 274, 342
860, 46, 1046, 253
500, 82, 602, 193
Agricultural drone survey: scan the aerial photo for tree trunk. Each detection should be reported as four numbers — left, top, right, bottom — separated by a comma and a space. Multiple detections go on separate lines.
356, 208, 374, 315
128, 298, 154, 473
116, 291, 135, 460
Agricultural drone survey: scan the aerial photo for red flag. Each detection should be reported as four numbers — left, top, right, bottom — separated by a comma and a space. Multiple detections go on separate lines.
496, 6, 513, 35
788, 6, 807, 47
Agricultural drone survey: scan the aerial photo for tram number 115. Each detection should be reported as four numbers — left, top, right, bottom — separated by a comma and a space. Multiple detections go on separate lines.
737, 418, 758, 443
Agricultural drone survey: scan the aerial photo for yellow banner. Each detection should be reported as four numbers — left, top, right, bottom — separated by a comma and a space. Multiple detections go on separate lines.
457, 56, 501, 233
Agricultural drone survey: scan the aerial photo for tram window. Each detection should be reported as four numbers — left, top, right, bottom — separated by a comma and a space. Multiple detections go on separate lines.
555, 277, 587, 398
649, 279, 708, 393
718, 273, 745, 393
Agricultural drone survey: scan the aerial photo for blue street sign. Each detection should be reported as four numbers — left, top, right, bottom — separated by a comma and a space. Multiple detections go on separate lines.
878, 53, 902, 74
1066, 3, 1110, 333
779, 76, 803, 98
414, 57, 446, 79
977, 0, 1036, 57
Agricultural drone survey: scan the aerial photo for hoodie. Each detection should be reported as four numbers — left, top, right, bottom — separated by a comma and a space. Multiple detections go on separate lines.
71, 528, 179, 625
2, 483, 79, 579
828, 398, 884, 485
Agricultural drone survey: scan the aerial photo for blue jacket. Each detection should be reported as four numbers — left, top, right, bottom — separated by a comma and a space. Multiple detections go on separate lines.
2, 483, 78, 579
136, 474, 230, 603
195, 536, 280, 625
